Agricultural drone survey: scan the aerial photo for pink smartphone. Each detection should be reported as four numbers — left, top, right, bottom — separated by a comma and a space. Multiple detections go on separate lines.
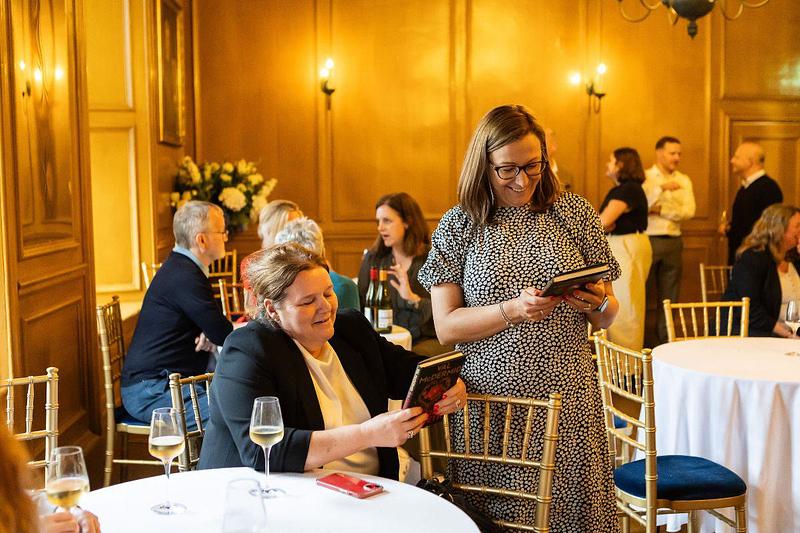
316, 472, 384, 499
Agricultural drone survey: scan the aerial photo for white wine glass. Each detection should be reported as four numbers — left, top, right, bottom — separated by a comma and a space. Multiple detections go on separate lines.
250, 396, 285, 498
149, 407, 187, 515
46, 446, 89, 514
222, 478, 267, 533
785, 300, 800, 356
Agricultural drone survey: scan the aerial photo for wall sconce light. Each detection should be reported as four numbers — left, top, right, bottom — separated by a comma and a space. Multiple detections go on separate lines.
319, 57, 335, 110
569, 63, 607, 113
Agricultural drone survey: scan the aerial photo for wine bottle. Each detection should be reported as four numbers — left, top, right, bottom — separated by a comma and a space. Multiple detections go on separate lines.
363, 266, 378, 326
375, 268, 393, 333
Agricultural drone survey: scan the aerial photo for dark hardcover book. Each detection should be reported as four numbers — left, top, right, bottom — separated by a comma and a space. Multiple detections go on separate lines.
402, 350, 466, 427
540, 263, 610, 297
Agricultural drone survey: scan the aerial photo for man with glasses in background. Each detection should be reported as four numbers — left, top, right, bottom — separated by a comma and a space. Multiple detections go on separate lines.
121, 201, 233, 428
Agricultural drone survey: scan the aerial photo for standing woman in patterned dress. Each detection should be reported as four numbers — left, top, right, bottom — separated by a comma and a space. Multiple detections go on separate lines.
418, 104, 621, 531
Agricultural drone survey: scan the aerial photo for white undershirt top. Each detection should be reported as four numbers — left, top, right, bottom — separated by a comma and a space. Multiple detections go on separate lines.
293, 339, 380, 475
778, 263, 800, 327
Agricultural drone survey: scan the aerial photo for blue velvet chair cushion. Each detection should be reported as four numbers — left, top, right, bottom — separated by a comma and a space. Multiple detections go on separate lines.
614, 455, 746, 501
115, 405, 148, 427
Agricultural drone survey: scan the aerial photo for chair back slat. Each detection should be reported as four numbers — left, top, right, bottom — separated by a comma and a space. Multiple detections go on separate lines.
699, 263, 733, 302
209, 250, 238, 287
218, 280, 248, 321
1, 368, 59, 478
663, 298, 749, 342
420, 393, 562, 532
169, 372, 214, 472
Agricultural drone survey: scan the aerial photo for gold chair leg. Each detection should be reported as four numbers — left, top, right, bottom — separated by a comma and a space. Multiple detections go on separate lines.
735, 504, 747, 533
119, 433, 129, 483
621, 515, 630, 533
687, 511, 698, 533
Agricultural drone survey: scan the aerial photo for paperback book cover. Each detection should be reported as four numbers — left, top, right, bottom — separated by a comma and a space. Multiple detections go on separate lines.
402, 350, 466, 427
540, 262, 610, 297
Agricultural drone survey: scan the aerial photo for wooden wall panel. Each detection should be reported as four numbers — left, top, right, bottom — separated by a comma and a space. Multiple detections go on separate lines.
722, 2, 800, 100
196, 0, 318, 218
469, 1, 589, 193
330, 0, 454, 221
84, 0, 132, 109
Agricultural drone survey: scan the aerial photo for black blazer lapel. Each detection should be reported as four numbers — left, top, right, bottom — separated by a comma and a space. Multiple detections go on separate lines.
280, 333, 326, 430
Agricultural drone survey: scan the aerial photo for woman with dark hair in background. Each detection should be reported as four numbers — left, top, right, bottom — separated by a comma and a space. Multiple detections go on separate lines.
599, 147, 652, 349
358, 192, 449, 356
722, 203, 800, 337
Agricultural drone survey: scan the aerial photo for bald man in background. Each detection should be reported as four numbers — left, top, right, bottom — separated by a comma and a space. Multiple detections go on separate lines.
720, 142, 782, 264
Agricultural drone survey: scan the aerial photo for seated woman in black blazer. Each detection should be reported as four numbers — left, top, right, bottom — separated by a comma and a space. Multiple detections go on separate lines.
722, 203, 800, 337
198, 242, 466, 479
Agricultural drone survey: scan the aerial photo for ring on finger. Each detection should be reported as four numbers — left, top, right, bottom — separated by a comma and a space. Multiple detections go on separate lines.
455, 398, 461, 409
538, 309, 545, 320
407, 430, 415, 439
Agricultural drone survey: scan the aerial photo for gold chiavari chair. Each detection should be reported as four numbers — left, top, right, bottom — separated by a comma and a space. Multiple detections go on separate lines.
2, 367, 59, 478
218, 279, 247, 321
663, 297, 749, 342
699, 263, 733, 302
96, 296, 161, 486
593, 330, 747, 533
209, 249, 238, 288
168, 372, 213, 472
419, 392, 562, 532
141, 262, 162, 289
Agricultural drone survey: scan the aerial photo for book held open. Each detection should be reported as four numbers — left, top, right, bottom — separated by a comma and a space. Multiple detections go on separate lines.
402, 350, 466, 427
540, 263, 610, 297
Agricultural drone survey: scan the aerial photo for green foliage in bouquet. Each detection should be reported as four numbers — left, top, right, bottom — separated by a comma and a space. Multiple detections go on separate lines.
171, 156, 277, 231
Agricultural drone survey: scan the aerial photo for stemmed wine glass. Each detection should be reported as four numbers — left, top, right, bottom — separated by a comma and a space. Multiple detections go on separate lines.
785, 300, 800, 356
149, 407, 187, 515
46, 446, 90, 515
249, 396, 285, 498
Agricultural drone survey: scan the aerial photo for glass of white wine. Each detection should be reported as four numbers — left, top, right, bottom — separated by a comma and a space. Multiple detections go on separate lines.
785, 300, 800, 356
250, 396, 285, 498
149, 407, 187, 515
46, 446, 89, 514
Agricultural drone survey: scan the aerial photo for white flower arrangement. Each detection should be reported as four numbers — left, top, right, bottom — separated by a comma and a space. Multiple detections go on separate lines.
172, 156, 277, 230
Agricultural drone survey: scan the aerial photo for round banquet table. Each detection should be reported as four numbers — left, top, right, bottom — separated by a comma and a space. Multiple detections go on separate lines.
651, 338, 800, 533
380, 325, 412, 350
82, 467, 478, 532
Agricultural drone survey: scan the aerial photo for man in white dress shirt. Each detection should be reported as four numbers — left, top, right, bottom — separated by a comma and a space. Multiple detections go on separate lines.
643, 136, 696, 344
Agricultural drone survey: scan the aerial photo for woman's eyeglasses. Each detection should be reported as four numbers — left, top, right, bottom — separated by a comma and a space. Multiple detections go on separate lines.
492, 159, 548, 180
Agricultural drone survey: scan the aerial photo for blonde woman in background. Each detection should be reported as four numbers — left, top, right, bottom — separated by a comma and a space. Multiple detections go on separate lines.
257, 199, 303, 248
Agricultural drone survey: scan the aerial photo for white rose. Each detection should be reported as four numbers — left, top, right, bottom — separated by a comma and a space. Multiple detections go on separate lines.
220, 173, 232, 183
248, 173, 264, 187
210, 162, 220, 172
236, 183, 247, 192
218, 187, 247, 212
258, 178, 277, 198
251, 194, 267, 221
222, 162, 234, 174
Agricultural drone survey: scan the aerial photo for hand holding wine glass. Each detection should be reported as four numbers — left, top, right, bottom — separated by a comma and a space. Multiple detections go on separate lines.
46, 446, 89, 514
250, 396, 285, 498
149, 407, 187, 515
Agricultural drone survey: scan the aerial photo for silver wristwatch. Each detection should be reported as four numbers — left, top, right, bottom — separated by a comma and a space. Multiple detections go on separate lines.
595, 295, 610, 313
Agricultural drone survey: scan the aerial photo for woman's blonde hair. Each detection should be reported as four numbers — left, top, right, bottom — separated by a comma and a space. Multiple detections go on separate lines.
458, 104, 561, 226
245, 242, 328, 324
257, 199, 302, 248
0, 427, 39, 533
738, 203, 800, 262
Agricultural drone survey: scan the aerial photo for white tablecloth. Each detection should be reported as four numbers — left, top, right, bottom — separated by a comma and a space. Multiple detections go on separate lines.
380, 325, 412, 350
651, 338, 800, 533
82, 467, 478, 532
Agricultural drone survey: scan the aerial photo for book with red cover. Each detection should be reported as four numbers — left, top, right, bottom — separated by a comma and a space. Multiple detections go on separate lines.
402, 350, 466, 427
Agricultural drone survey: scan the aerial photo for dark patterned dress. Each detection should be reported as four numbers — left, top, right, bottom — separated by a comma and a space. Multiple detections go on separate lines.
418, 192, 621, 532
